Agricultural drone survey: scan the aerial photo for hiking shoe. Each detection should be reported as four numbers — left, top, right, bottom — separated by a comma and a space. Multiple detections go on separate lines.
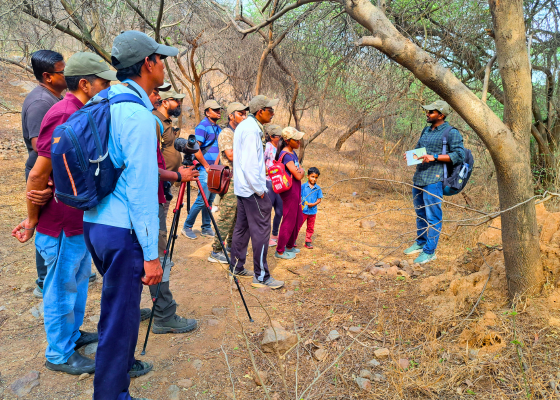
140, 308, 152, 322
75, 330, 98, 350
414, 252, 437, 264
304, 242, 313, 249
201, 228, 215, 237
181, 227, 197, 240
252, 276, 284, 289
275, 251, 296, 260
404, 243, 423, 255
286, 247, 300, 254
208, 251, 228, 264
229, 268, 254, 279
33, 286, 43, 298
152, 315, 197, 334
45, 351, 95, 375
129, 360, 153, 378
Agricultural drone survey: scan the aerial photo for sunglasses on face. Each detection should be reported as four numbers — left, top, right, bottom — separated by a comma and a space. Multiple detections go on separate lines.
263, 107, 275, 114
211, 108, 221, 113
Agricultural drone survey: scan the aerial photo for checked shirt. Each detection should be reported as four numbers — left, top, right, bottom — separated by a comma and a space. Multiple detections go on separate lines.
413, 121, 465, 187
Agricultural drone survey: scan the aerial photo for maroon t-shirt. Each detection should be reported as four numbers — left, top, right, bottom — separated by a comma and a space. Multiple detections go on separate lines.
36, 92, 85, 238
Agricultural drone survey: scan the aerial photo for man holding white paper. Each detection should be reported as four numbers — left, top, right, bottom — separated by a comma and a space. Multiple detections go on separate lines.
403, 100, 464, 264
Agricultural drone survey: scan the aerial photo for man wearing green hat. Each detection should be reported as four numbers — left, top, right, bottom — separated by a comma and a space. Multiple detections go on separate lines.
403, 99, 464, 264
11, 51, 117, 376
82, 30, 179, 400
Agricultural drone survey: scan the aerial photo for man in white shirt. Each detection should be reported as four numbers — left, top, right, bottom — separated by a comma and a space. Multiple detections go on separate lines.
230, 95, 284, 289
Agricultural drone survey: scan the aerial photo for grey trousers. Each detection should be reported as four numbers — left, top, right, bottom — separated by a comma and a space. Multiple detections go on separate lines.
230, 194, 272, 282
149, 203, 177, 322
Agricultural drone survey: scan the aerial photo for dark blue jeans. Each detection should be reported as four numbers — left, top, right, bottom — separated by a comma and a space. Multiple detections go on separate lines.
84, 223, 144, 400
412, 182, 443, 255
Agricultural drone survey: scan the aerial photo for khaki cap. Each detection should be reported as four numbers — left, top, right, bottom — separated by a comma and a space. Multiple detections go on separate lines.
282, 126, 305, 141
160, 89, 186, 100
265, 124, 282, 137
64, 52, 117, 81
204, 99, 221, 110
422, 100, 452, 116
226, 102, 249, 116
158, 82, 172, 91
111, 30, 178, 69
249, 95, 279, 114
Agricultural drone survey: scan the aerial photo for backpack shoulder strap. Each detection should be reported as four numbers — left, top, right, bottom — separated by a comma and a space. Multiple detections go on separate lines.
278, 152, 289, 163
440, 125, 454, 155
109, 93, 146, 107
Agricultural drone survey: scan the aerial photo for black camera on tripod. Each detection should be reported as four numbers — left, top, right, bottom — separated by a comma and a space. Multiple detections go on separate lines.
174, 135, 200, 167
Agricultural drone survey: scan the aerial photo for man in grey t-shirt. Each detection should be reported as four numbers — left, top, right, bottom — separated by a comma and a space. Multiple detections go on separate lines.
22, 50, 66, 179
21, 50, 67, 298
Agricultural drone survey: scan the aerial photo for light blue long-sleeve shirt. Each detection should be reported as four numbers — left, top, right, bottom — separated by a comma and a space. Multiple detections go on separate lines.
233, 116, 267, 197
83, 80, 159, 261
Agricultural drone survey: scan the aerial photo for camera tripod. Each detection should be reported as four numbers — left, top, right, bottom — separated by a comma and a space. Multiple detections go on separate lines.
141, 176, 254, 355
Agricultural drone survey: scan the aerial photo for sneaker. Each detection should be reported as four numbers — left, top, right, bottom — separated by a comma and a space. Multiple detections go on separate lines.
304, 242, 313, 249
275, 251, 296, 260
404, 243, 423, 255
229, 268, 254, 279
45, 351, 95, 375
252, 276, 285, 289
286, 247, 300, 254
129, 360, 153, 378
140, 308, 152, 322
33, 286, 43, 298
181, 227, 197, 240
74, 330, 98, 350
201, 228, 215, 237
414, 252, 437, 264
208, 251, 228, 264
268, 238, 278, 246
152, 315, 197, 334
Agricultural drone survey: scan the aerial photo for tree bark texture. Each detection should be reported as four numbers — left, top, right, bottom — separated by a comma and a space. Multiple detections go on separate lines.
348, 0, 543, 297
335, 119, 363, 151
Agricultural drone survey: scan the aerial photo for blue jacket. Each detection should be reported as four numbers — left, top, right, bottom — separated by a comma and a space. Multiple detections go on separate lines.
83, 80, 159, 261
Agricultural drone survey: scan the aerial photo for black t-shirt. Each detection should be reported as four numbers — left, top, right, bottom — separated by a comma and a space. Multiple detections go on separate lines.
21, 85, 61, 173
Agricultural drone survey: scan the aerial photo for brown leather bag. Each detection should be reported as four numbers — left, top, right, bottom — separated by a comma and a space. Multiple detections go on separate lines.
207, 165, 231, 195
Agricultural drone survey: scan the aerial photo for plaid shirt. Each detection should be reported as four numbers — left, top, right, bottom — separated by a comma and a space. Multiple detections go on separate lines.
413, 122, 464, 187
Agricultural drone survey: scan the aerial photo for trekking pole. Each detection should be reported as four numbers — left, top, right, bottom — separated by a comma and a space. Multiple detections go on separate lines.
195, 179, 254, 322
141, 181, 187, 355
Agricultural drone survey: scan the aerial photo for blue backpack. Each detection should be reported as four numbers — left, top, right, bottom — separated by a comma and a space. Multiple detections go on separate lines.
51, 86, 147, 210
441, 125, 474, 196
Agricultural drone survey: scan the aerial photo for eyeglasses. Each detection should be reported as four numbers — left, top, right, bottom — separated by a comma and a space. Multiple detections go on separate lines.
263, 107, 275, 114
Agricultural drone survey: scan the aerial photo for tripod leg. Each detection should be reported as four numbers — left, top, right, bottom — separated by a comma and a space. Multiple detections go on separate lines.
141, 182, 186, 355
196, 180, 254, 322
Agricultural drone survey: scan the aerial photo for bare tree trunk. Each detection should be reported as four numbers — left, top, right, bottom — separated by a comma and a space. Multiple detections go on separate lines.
489, 0, 543, 296
299, 125, 328, 163
335, 119, 363, 151
349, 0, 543, 297
255, 47, 272, 94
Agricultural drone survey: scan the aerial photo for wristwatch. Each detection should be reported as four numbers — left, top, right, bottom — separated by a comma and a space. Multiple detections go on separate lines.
434, 154, 439, 161
176, 171, 182, 182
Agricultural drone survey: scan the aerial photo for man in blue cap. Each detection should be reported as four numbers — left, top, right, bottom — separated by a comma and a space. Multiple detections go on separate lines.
82, 30, 178, 400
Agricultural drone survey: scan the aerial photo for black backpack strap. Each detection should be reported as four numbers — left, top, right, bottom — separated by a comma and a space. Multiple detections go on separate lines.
440, 125, 454, 181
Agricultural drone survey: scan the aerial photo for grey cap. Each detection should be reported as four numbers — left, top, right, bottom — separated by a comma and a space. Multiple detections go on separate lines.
160, 89, 186, 100
158, 82, 172, 91
204, 99, 221, 110
111, 31, 179, 69
265, 124, 282, 137
64, 52, 117, 81
249, 95, 279, 114
422, 100, 452, 116
226, 102, 248, 116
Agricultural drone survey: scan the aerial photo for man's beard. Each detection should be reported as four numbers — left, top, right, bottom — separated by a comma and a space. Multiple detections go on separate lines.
169, 106, 182, 118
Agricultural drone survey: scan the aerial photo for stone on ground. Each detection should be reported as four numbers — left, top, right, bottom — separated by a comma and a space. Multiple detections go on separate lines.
398, 358, 409, 369
374, 348, 390, 358
211, 307, 227, 316
254, 371, 268, 386
327, 330, 340, 341
30, 302, 44, 319
313, 348, 328, 361
349, 326, 362, 334
355, 376, 371, 390
168, 384, 180, 400
261, 325, 297, 354
359, 369, 373, 379
78, 373, 90, 381
367, 359, 381, 367
360, 220, 376, 230
177, 378, 193, 388
10, 371, 40, 397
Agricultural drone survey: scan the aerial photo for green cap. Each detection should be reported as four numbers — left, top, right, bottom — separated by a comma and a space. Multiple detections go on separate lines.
422, 100, 452, 116
226, 102, 248, 116
111, 30, 178, 69
249, 95, 279, 114
160, 89, 186, 100
265, 124, 282, 137
64, 52, 117, 81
